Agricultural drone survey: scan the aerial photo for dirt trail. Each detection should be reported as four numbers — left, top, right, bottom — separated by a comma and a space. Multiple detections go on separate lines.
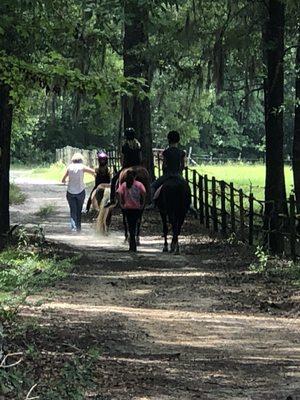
9, 175, 300, 399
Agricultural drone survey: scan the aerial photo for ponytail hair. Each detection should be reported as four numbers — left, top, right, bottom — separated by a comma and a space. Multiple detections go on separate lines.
125, 170, 136, 189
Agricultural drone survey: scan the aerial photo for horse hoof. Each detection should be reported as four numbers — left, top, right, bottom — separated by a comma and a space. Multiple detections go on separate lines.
163, 247, 168, 253
174, 247, 180, 255
136, 237, 141, 246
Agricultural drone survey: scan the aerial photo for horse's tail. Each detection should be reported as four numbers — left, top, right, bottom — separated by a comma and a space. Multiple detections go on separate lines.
96, 188, 111, 234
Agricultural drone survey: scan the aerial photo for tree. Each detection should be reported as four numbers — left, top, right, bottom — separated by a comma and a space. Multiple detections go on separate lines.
0, 84, 13, 242
123, 0, 154, 179
292, 25, 300, 212
263, 0, 286, 252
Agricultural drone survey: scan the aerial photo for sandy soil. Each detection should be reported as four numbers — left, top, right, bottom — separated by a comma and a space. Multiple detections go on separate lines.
8, 174, 300, 399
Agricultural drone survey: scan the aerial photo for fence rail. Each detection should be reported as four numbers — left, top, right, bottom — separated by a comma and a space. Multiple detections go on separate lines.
56, 146, 299, 260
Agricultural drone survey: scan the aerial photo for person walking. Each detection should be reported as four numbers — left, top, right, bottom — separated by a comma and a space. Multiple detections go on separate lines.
62, 152, 95, 232
117, 170, 146, 252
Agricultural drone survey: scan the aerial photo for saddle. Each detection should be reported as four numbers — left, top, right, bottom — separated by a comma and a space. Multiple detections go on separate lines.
153, 175, 184, 200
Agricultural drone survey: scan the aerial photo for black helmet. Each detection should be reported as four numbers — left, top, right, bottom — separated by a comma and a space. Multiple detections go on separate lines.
124, 127, 135, 141
167, 130, 180, 144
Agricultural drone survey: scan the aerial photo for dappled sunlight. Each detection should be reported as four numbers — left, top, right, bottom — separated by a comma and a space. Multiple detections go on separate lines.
38, 301, 300, 326
70, 270, 224, 280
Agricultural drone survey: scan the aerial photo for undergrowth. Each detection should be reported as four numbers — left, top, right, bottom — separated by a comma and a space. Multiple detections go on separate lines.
0, 247, 73, 321
250, 246, 300, 286
9, 183, 26, 205
35, 204, 56, 218
0, 228, 93, 399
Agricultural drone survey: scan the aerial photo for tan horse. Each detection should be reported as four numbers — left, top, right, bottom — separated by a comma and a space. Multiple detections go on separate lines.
96, 166, 150, 240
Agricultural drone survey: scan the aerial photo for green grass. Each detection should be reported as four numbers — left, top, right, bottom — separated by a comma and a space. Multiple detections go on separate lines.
0, 248, 73, 321
0, 248, 72, 293
194, 163, 293, 200
12, 162, 94, 184
9, 183, 26, 205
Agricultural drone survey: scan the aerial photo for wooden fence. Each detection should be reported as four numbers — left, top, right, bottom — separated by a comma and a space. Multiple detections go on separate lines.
153, 152, 300, 261
56, 146, 299, 260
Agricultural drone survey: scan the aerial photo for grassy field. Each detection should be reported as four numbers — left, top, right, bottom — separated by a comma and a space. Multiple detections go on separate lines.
12, 162, 94, 184
12, 162, 294, 201
194, 163, 293, 200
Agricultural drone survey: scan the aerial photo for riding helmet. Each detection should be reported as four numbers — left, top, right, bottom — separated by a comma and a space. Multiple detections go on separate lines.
124, 127, 136, 141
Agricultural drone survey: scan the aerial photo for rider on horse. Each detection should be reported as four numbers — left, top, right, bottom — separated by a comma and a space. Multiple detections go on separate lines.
147, 130, 186, 209
86, 150, 111, 213
105, 127, 142, 208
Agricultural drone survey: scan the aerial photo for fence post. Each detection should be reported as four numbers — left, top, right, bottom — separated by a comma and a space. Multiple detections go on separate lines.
204, 175, 210, 229
157, 153, 161, 177
185, 166, 189, 182
249, 193, 254, 246
212, 177, 218, 232
229, 183, 236, 233
220, 180, 227, 235
239, 189, 245, 240
199, 174, 204, 224
193, 170, 198, 210
289, 194, 296, 262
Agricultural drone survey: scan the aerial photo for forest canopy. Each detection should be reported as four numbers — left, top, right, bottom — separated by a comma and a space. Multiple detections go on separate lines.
0, 0, 298, 165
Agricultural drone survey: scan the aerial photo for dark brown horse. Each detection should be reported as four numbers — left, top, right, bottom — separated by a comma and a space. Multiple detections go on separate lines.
156, 177, 191, 254
118, 166, 150, 244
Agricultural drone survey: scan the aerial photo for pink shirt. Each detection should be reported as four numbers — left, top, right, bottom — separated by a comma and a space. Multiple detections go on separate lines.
117, 180, 146, 209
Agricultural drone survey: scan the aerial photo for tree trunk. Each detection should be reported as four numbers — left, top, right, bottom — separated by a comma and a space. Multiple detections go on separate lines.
292, 27, 300, 213
263, 0, 286, 253
123, 0, 154, 180
0, 83, 13, 245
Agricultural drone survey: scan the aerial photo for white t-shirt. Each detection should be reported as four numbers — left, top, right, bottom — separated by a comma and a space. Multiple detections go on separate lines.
67, 163, 85, 194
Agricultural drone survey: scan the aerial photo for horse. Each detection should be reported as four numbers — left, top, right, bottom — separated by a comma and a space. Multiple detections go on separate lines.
156, 177, 191, 254
118, 166, 150, 244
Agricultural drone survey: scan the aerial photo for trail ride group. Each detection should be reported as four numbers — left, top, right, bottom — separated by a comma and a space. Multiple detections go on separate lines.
61, 128, 191, 253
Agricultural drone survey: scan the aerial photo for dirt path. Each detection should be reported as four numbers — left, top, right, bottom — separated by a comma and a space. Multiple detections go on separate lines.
9, 175, 300, 399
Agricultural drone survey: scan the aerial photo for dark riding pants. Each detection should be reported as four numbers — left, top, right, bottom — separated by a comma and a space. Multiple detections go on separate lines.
67, 190, 85, 231
123, 209, 142, 251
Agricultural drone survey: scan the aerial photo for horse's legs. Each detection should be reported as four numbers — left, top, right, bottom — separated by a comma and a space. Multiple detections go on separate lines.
122, 209, 128, 242
171, 214, 186, 254
160, 212, 169, 252
170, 218, 180, 254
